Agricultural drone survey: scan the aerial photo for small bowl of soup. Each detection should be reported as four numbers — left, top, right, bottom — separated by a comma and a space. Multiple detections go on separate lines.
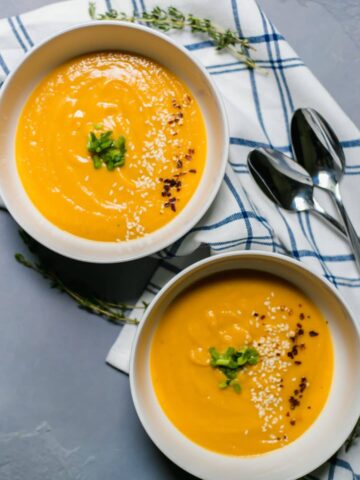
130, 251, 360, 480
0, 22, 228, 262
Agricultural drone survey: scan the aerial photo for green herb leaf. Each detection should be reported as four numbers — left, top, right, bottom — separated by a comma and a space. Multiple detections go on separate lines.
87, 130, 127, 171
219, 380, 229, 389
231, 380, 241, 394
209, 345, 260, 393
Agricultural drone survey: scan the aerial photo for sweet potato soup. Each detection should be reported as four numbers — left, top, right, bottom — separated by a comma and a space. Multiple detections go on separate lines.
16, 52, 206, 241
151, 271, 333, 456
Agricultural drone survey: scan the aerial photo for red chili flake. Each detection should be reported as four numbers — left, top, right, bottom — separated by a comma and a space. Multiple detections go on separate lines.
289, 396, 300, 409
188, 148, 195, 154
176, 160, 183, 168
299, 380, 307, 393
290, 420, 296, 426
184, 154, 192, 161
260, 314, 266, 319
172, 99, 182, 110
294, 361, 302, 365
299, 313, 305, 320
170, 203, 176, 212
164, 202, 170, 208
189, 169, 197, 173
309, 330, 319, 337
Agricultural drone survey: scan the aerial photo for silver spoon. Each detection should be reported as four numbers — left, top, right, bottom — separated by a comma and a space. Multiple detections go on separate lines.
247, 148, 346, 237
291, 108, 360, 268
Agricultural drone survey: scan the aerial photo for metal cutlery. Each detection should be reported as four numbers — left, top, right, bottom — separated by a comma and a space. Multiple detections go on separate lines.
291, 108, 360, 269
247, 148, 346, 237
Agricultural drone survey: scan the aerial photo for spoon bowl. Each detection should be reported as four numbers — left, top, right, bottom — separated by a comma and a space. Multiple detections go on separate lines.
248, 148, 313, 212
291, 108, 360, 270
247, 148, 346, 236
291, 108, 344, 190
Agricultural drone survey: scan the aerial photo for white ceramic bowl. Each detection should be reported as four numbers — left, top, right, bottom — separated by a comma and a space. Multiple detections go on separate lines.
0, 22, 228, 263
130, 251, 360, 480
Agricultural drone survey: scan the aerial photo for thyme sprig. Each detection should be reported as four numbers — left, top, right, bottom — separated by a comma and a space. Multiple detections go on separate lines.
88, 3, 258, 70
15, 230, 146, 325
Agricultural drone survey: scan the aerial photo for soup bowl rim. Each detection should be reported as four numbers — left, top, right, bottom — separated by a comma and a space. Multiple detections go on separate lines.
0, 20, 229, 263
130, 250, 360, 480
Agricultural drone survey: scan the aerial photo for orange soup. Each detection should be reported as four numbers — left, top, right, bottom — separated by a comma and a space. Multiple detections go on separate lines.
16, 52, 207, 241
151, 271, 333, 455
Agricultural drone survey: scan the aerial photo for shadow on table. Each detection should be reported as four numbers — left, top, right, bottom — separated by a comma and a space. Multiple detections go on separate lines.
26, 237, 200, 480
19, 228, 159, 303
131, 411, 199, 480
158, 454, 199, 480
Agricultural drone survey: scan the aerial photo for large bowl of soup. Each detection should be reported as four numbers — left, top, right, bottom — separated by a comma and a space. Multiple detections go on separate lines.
130, 251, 360, 480
0, 22, 228, 262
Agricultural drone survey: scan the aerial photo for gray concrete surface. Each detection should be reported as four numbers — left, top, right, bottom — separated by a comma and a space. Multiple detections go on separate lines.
0, 1, 359, 479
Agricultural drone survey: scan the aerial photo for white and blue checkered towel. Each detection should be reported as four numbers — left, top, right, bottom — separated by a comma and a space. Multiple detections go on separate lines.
1, 0, 360, 477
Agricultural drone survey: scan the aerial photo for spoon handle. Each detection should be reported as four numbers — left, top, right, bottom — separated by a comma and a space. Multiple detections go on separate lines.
332, 184, 360, 269
312, 199, 346, 238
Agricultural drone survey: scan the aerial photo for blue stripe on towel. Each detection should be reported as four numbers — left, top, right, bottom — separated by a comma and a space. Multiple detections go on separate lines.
15, 15, 34, 47
7, 17, 27, 52
0, 54, 10, 75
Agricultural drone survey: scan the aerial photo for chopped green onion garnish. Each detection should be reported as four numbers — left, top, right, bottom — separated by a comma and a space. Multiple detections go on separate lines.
87, 130, 126, 171
209, 345, 259, 393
